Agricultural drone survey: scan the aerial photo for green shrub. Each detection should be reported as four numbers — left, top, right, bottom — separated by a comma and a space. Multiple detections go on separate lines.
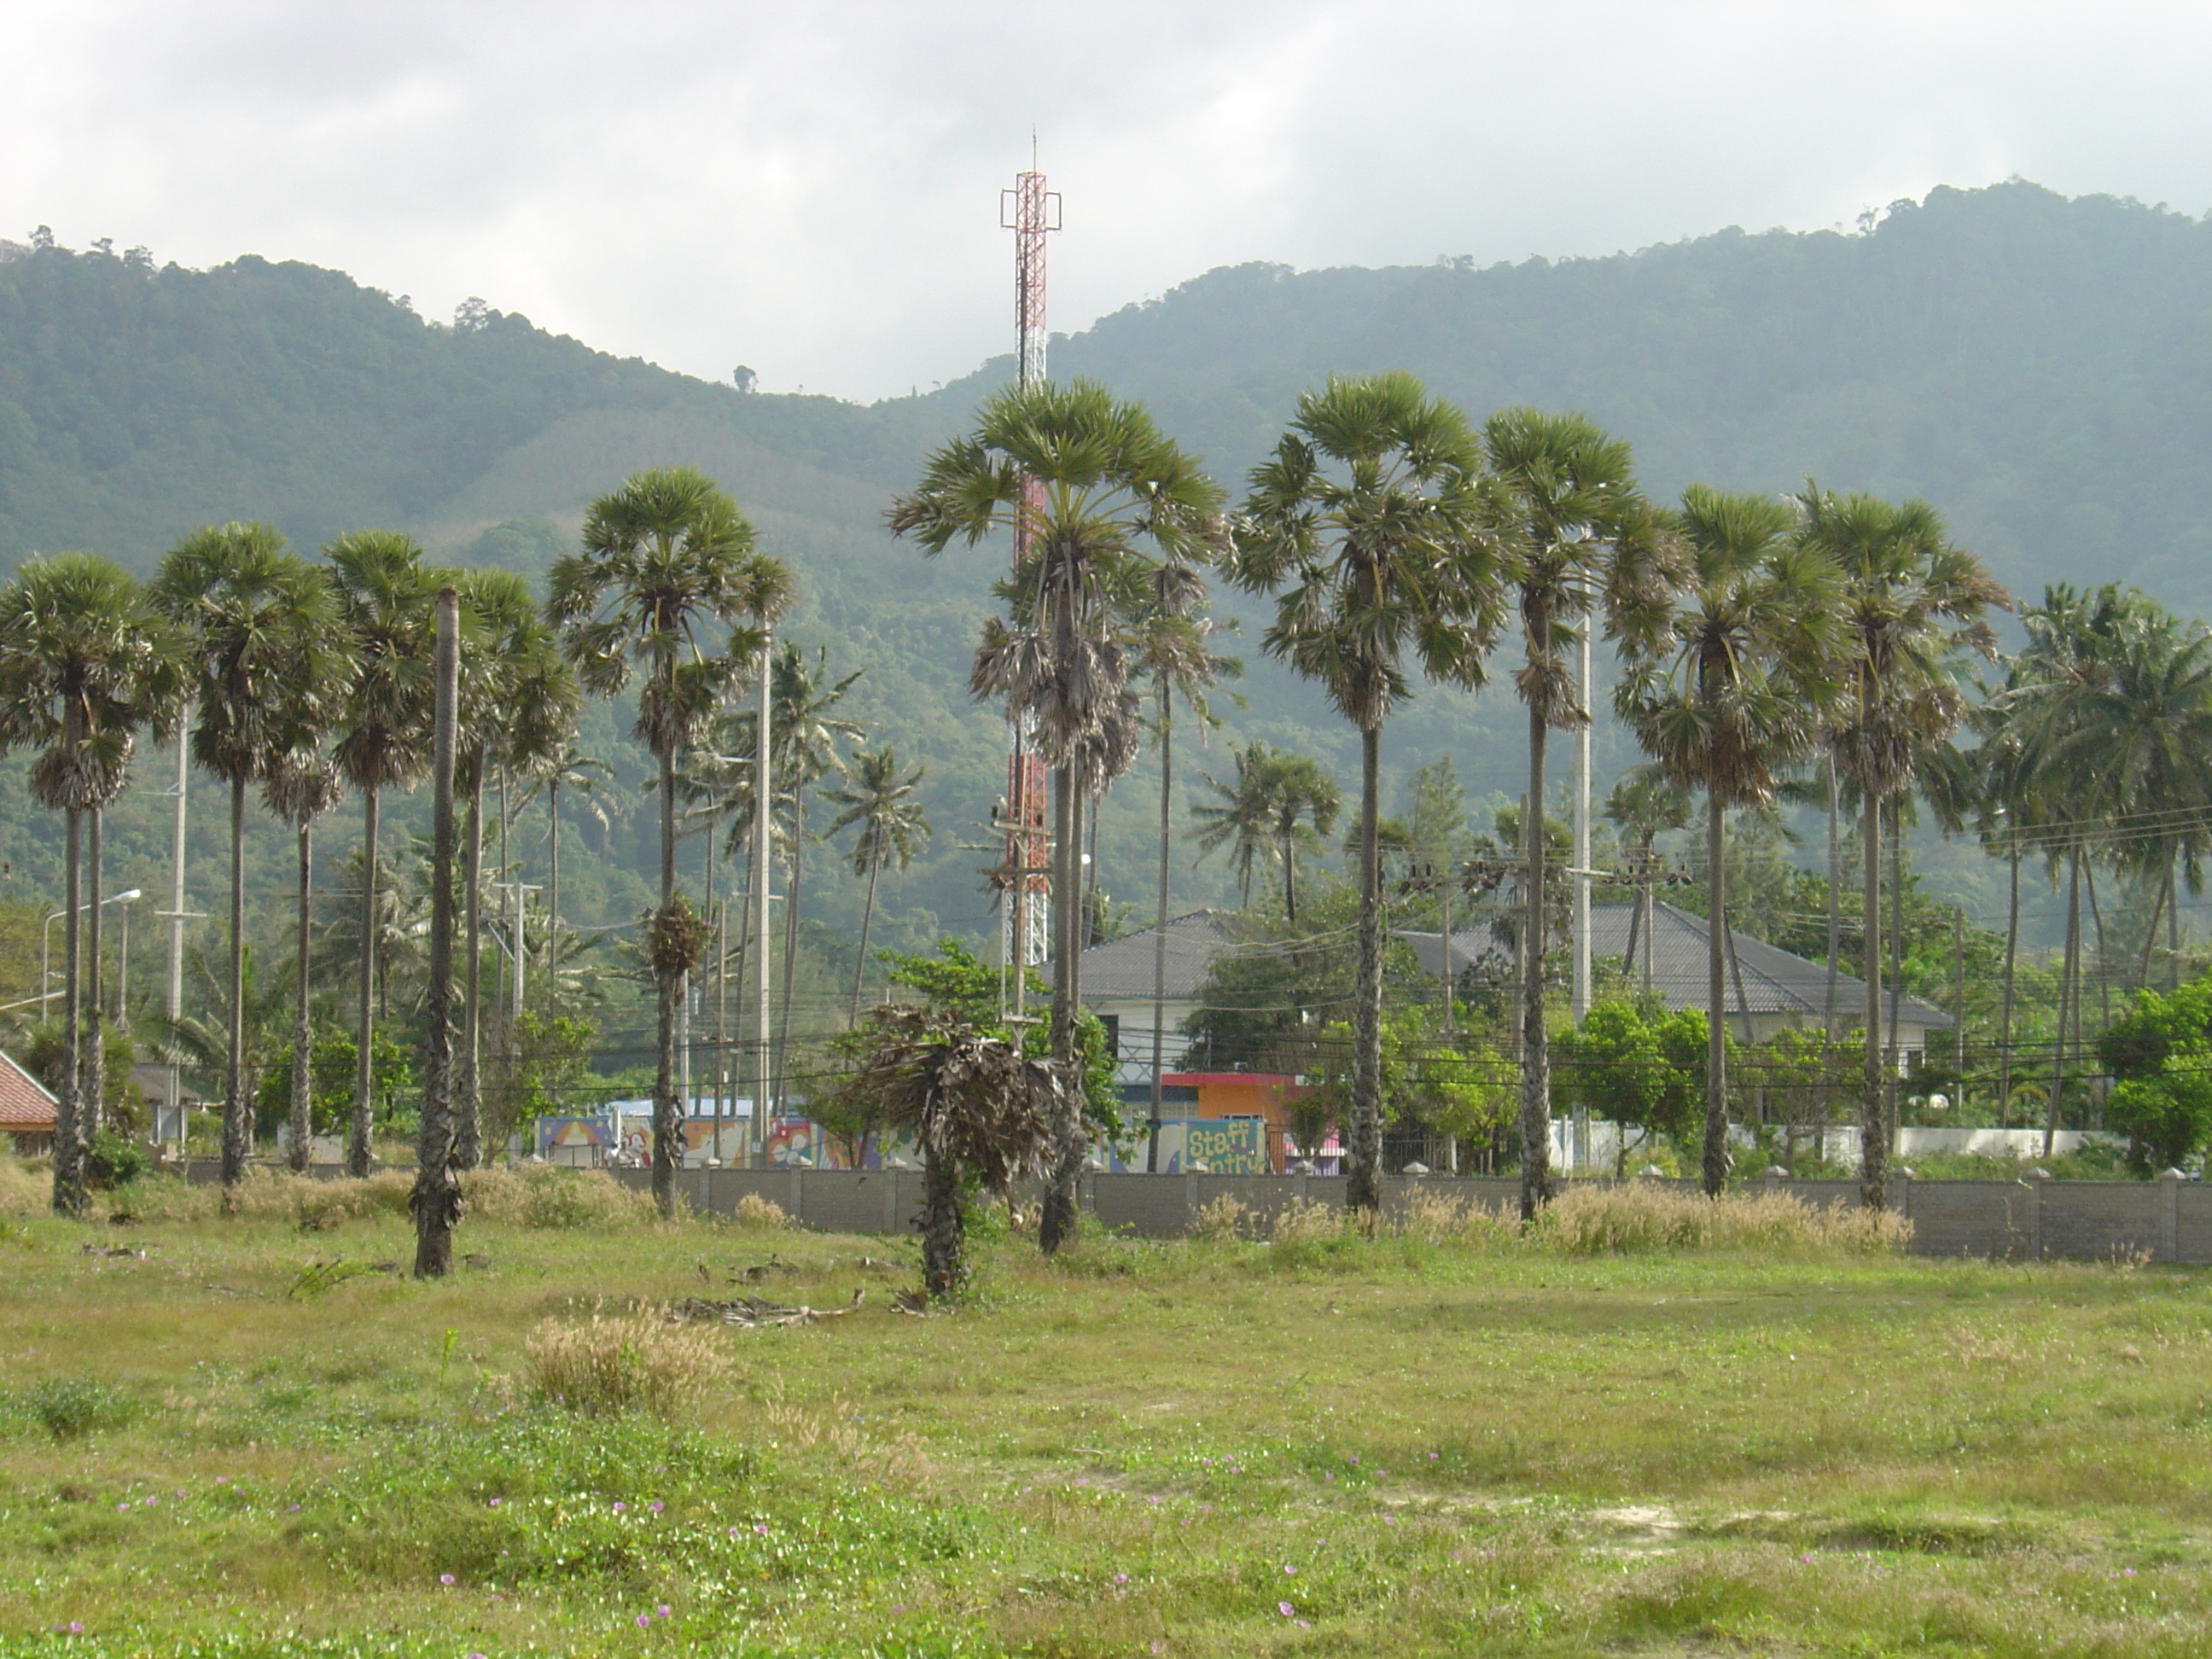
84, 1131, 148, 1190
28, 1377, 134, 1440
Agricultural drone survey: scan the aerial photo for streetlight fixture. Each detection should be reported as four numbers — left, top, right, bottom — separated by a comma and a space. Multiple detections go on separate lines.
42, 889, 142, 1017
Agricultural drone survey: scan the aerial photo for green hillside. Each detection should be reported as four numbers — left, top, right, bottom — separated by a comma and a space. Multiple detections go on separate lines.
0, 179, 2205, 1003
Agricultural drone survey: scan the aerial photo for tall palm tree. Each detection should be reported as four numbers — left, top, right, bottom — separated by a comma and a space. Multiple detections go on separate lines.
0, 555, 182, 1214
823, 745, 932, 1022
892, 379, 1224, 1254
154, 524, 348, 1190
521, 742, 617, 958
549, 466, 793, 1218
413, 587, 464, 1278
263, 750, 346, 1172
1484, 407, 1676, 1220
326, 531, 441, 1177
1618, 486, 1842, 1195
455, 568, 578, 1167
1795, 483, 2005, 1206
1231, 372, 1505, 1218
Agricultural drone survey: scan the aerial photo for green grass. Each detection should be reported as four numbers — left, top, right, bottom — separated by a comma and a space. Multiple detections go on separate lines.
0, 1174, 2209, 1656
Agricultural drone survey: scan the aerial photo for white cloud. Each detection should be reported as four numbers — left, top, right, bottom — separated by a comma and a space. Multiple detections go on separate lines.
3, 1, 2209, 399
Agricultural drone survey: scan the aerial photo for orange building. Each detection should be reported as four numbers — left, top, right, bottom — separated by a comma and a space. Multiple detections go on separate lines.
1158, 1071, 1305, 1173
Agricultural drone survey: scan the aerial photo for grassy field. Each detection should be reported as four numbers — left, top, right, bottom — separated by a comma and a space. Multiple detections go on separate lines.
0, 1167, 2207, 1657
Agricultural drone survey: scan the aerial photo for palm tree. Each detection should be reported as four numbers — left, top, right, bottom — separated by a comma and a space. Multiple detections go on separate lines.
154, 524, 347, 1191
326, 531, 441, 1177
549, 466, 793, 1218
264, 752, 346, 1172
1261, 750, 1339, 925
823, 746, 932, 1022
839, 1003, 1062, 1295
412, 587, 463, 1278
1191, 740, 1286, 907
1795, 484, 2005, 1206
1618, 486, 1842, 1195
0, 554, 181, 1214
1482, 408, 1675, 1220
1230, 372, 1505, 1218
1601, 765, 1692, 996
892, 379, 1224, 1254
520, 742, 617, 958
455, 568, 578, 1167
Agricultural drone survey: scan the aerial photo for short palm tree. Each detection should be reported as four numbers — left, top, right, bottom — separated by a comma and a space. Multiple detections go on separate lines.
839, 1003, 1062, 1295
1231, 372, 1505, 1217
1260, 750, 1340, 925
892, 379, 1224, 1253
1795, 483, 2005, 1205
154, 524, 349, 1190
550, 466, 793, 1218
520, 742, 617, 958
1618, 486, 1842, 1195
1485, 406, 1677, 1220
0, 554, 182, 1214
1191, 739, 1286, 907
327, 530, 442, 1176
823, 745, 932, 1022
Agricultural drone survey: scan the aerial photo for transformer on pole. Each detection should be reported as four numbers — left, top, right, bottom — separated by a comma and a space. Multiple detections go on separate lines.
998, 157, 1061, 986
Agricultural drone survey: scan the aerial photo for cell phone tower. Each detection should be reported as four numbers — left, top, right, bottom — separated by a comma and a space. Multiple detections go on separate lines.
998, 153, 1061, 987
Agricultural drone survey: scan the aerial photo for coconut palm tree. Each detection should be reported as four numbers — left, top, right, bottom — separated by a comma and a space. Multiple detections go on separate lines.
892, 378, 1224, 1253
549, 466, 793, 1218
1618, 486, 1842, 1194
1484, 407, 1677, 1220
520, 742, 617, 958
0, 554, 182, 1214
263, 751, 346, 1172
1230, 372, 1505, 1218
454, 568, 578, 1167
326, 530, 441, 1177
1191, 740, 1287, 907
154, 524, 348, 1190
823, 746, 932, 1022
1794, 483, 2005, 1206
1260, 751, 1340, 926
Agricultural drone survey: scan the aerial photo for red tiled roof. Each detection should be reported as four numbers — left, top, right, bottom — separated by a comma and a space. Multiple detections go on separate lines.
0, 1051, 57, 1128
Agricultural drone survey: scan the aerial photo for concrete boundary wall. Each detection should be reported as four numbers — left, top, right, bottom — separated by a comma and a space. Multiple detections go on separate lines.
177, 1161, 2210, 1263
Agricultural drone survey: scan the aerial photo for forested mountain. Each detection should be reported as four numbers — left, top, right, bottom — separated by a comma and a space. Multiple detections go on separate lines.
0, 178, 2204, 998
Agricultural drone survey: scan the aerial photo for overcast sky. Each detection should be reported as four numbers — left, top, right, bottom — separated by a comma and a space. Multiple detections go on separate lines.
5, 2, 2210, 402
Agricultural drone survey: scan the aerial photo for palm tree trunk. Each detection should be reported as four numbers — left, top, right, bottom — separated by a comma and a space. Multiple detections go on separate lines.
53, 806, 84, 1215
1283, 824, 1299, 925
2084, 858, 2110, 1027
850, 859, 882, 1026
288, 817, 315, 1173
348, 783, 381, 1179
1860, 786, 1886, 1208
1998, 845, 2019, 1129
547, 777, 562, 965
2136, 862, 2168, 991
651, 736, 679, 1220
1150, 678, 1171, 1173
1039, 764, 1084, 1254
1824, 755, 1841, 1035
776, 798, 804, 1116
1350, 722, 1385, 1217
1888, 805, 1903, 1145
82, 805, 105, 1152
921, 1144, 963, 1296
1702, 789, 1729, 1196
2045, 844, 2080, 1157
455, 755, 486, 1168
412, 587, 462, 1278
1084, 787, 1103, 946
221, 778, 249, 1189
2167, 851, 2181, 992
1518, 704, 1553, 1221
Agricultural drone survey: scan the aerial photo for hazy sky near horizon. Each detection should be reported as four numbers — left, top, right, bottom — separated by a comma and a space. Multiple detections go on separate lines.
6, 2, 2211, 402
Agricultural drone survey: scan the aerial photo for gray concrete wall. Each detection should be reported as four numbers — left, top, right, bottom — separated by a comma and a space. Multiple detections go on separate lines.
172, 1161, 2212, 1263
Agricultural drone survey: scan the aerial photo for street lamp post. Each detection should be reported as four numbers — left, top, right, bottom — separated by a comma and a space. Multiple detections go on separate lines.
42, 888, 142, 1018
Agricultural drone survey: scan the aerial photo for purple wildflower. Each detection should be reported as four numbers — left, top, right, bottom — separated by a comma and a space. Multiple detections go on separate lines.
656, 1604, 671, 1618
1113, 1573, 1128, 1585
636, 1612, 650, 1628
1278, 1601, 1295, 1617
612, 1501, 626, 1513
439, 1574, 457, 1586
649, 1500, 664, 1514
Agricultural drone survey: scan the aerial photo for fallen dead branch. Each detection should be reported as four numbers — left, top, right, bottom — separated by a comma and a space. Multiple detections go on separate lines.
667, 1288, 864, 1328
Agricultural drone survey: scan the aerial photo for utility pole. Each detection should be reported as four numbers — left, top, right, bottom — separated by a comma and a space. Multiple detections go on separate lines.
154, 723, 202, 1150
753, 629, 774, 1162
1570, 612, 1593, 1174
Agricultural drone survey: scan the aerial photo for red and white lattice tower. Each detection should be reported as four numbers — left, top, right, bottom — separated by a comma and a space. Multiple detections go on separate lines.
1000, 160, 1060, 970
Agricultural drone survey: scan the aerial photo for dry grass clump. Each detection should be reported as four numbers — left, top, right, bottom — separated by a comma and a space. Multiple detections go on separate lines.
462, 1166, 655, 1228
1539, 1182, 1912, 1256
1393, 1185, 1517, 1249
731, 1191, 795, 1230
1270, 1196, 1349, 1243
758, 1387, 928, 1482
1189, 1193, 1250, 1241
524, 1307, 729, 1418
